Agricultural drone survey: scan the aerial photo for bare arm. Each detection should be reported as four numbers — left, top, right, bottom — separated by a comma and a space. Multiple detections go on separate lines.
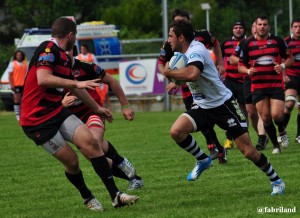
163, 64, 200, 82
37, 68, 113, 122
101, 73, 134, 121
212, 42, 225, 75
229, 55, 239, 66
8, 71, 15, 91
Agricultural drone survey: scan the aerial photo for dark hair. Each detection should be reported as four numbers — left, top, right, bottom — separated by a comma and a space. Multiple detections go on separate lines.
80, 44, 89, 51
291, 18, 300, 27
13, 50, 26, 61
171, 8, 190, 21
256, 15, 269, 24
51, 17, 77, 38
170, 20, 194, 43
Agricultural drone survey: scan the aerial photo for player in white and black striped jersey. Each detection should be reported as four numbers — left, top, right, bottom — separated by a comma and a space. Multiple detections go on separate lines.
162, 19, 285, 195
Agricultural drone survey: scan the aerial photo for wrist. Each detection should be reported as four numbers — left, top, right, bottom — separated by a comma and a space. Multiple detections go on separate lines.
247, 69, 250, 75
121, 104, 130, 109
280, 63, 286, 70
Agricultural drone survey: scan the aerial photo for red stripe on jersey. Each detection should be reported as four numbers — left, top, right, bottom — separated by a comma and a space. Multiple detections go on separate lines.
181, 84, 192, 99
240, 36, 289, 91
285, 36, 300, 77
222, 39, 244, 82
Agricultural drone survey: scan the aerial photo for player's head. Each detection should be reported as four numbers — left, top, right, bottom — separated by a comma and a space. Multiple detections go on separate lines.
168, 20, 194, 52
232, 20, 246, 39
171, 8, 191, 22
251, 21, 257, 36
51, 17, 77, 51
80, 44, 89, 54
255, 15, 270, 37
291, 18, 300, 39
13, 50, 26, 61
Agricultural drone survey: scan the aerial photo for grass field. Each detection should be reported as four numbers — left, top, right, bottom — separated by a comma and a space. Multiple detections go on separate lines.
0, 110, 299, 218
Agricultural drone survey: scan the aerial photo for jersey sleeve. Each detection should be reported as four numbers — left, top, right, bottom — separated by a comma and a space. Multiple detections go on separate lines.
194, 30, 218, 49
276, 36, 293, 59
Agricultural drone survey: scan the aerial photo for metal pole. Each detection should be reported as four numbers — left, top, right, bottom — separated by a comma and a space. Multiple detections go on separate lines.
289, 0, 293, 27
162, 0, 170, 111
274, 14, 278, 36
206, 10, 210, 31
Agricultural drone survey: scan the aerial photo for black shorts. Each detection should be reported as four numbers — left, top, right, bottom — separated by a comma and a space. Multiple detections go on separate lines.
185, 96, 248, 139
243, 77, 253, 104
223, 78, 245, 105
252, 88, 285, 104
285, 75, 300, 94
22, 108, 73, 145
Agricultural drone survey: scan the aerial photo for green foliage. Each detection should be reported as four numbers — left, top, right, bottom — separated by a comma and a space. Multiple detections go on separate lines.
0, 111, 299, 217
0, 44, 14, 77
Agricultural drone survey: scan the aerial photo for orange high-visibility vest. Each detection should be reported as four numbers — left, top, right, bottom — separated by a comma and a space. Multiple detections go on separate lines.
96, 83, 109, 106
77, 53, 94, 63
12, 61, 27, 86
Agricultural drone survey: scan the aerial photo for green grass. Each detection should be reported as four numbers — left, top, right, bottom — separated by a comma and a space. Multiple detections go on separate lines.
0, 110, 299, 218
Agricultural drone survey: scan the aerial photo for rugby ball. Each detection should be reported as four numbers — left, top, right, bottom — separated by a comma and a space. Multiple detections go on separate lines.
169, 52, 188, 85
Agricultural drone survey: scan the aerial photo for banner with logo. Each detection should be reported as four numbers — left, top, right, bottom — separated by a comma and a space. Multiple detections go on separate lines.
119, 59, 165, 95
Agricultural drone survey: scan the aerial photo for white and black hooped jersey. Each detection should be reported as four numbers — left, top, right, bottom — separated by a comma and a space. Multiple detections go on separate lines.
184, 40, 232, 109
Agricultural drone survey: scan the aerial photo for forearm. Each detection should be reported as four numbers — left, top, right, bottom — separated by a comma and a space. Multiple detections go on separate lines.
109, 80, 129, 107
37, 70, 78, 88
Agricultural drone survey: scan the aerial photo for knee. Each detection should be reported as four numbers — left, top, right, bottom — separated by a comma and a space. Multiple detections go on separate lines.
285, 95, 296, 111
242, 146, 258, 160
170, 126, 184, 142
65, 156, 80, 173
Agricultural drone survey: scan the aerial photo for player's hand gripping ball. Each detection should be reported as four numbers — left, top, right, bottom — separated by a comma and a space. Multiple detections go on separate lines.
168, 52, 188, 85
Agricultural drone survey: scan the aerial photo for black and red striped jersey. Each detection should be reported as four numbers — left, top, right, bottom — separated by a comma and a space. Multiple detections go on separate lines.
221, 37, 245, 82
158, 29, 218, 100
284, 36, 300, 77
239, 34, 292, 91
66, 59, 106, 122
20, 41, 73, 126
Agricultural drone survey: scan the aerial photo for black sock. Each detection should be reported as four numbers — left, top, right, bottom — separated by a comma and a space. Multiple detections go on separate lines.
264, 122, 280, 148
105, 141, 124, 165
111, 163, 129, 180
254, 153, 280, 182
282, 112, 291, 128
210, 128, 224, 152
201, 130, 213, 145
225, 131, 232, 140
90, 156, 119, 200
274, 119, 286, 134
65, 170, 92, 200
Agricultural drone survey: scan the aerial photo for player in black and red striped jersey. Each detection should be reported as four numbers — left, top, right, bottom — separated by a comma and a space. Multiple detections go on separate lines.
282, 18, 300, 143
230, 21, 268, 151
221, 21, 247, 149
20, 17, 138, 211
238, 15, 294, 154
62, 48, 143, 191
158, 8, 226, 163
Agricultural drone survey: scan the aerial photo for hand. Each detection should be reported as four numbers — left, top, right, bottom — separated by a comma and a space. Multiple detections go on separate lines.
62, 92, 77, 107
247, 67, 256, 76
95, 107, 114, 123
217, 63, 225, 75
166, 82, 179, 95
122, 107, 134, 121
75, 79, 101, 90
274, 62, 283, 74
